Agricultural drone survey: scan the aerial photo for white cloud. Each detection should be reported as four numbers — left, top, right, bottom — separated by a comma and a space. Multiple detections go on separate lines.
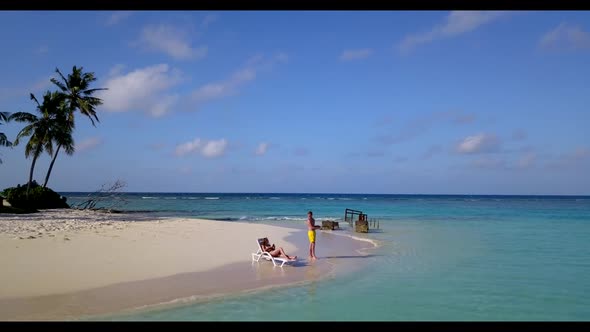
517, 152, 536, 169
539, 23, 590, 51
456, 133, 501, 154
175, 138, 202, 156
175, 138, 228, 158
106, 11, 133, 26
255, 142, 269, 156
98, 64, 182, 117
233, 68, 257, 82
201, 139, 228, 158
339, 48, 374, 61
192, 68, 256, 103
77, 137, 102, 153
108, 64, 126, 77
398, 11, 508, 54
149, 94, 179, 118
136, 24, 208, 60
201, 14, 218, 28
191, 53, 287, 105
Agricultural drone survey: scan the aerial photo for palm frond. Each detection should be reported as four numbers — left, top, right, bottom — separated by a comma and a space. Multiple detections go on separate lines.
55, 67, 71, 91
10, 112, 38, 123
48, 67, 106, 138
50, 77, 68, 92
81, 88, 107, 95
59, 135, 75, 155
43, 139, 54, 157
0, 111, 11, 122
30, 93, 41, 107
64, 144, 75, 155
13, 126, 32, 146
24, 141, 36, 158
85, 96, 105, 105
0, 133, 11, 147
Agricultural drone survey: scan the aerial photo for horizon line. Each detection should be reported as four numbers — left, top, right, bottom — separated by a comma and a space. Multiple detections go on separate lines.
57, 191, 590, 197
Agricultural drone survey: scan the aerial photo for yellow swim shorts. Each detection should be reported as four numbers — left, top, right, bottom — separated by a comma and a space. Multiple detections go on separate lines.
308, 230, 316, 243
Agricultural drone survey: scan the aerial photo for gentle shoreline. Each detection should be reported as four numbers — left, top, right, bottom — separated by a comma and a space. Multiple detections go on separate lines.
0, 209, 375, 320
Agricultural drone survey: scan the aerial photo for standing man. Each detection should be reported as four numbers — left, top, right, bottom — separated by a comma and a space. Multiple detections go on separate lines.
306, 210, 321, 259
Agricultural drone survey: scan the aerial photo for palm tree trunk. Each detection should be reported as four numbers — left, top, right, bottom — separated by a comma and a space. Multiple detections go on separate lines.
27, 155, 38, 198
43, 144, 61, 188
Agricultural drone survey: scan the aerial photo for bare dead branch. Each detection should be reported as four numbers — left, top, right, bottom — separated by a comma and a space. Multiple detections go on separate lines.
74, 179, 128, 212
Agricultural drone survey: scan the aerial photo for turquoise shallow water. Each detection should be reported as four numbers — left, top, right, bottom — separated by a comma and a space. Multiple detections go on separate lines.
63, 193, 590, 321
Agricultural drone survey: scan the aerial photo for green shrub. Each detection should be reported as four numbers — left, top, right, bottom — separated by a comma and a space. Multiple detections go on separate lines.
2, 181, 69, 210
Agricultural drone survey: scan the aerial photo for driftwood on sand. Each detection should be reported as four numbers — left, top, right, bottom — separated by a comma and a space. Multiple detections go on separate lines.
74, 179, 128, 213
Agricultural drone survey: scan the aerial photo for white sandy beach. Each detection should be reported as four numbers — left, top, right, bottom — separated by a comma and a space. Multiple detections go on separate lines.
0, 209, 371, 320
0, 209, 299, 299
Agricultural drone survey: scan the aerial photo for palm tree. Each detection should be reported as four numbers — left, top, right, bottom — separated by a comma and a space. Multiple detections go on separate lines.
42, 103, 75, 188
10, 92, 63, 196
42, 66, 105, 188
0, 111, 12, 164
50, 66, 106, 126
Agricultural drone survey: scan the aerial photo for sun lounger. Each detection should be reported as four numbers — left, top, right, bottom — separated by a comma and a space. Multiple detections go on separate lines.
251, 238, 294, 267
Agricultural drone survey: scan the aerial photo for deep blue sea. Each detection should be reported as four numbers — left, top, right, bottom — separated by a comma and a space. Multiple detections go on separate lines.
62, 192, 590, 321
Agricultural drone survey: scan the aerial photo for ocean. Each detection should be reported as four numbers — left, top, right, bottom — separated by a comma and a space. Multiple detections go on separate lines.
62, 193, 590, 321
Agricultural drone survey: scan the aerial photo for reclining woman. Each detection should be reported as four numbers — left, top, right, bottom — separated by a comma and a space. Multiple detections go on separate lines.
261, 238, 297, 261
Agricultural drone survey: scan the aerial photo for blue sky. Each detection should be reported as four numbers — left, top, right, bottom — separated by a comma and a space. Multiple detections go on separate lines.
0, 11, 589, 194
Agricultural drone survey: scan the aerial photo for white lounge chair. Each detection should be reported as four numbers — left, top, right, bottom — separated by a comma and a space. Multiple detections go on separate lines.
251, 238, 294, 267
